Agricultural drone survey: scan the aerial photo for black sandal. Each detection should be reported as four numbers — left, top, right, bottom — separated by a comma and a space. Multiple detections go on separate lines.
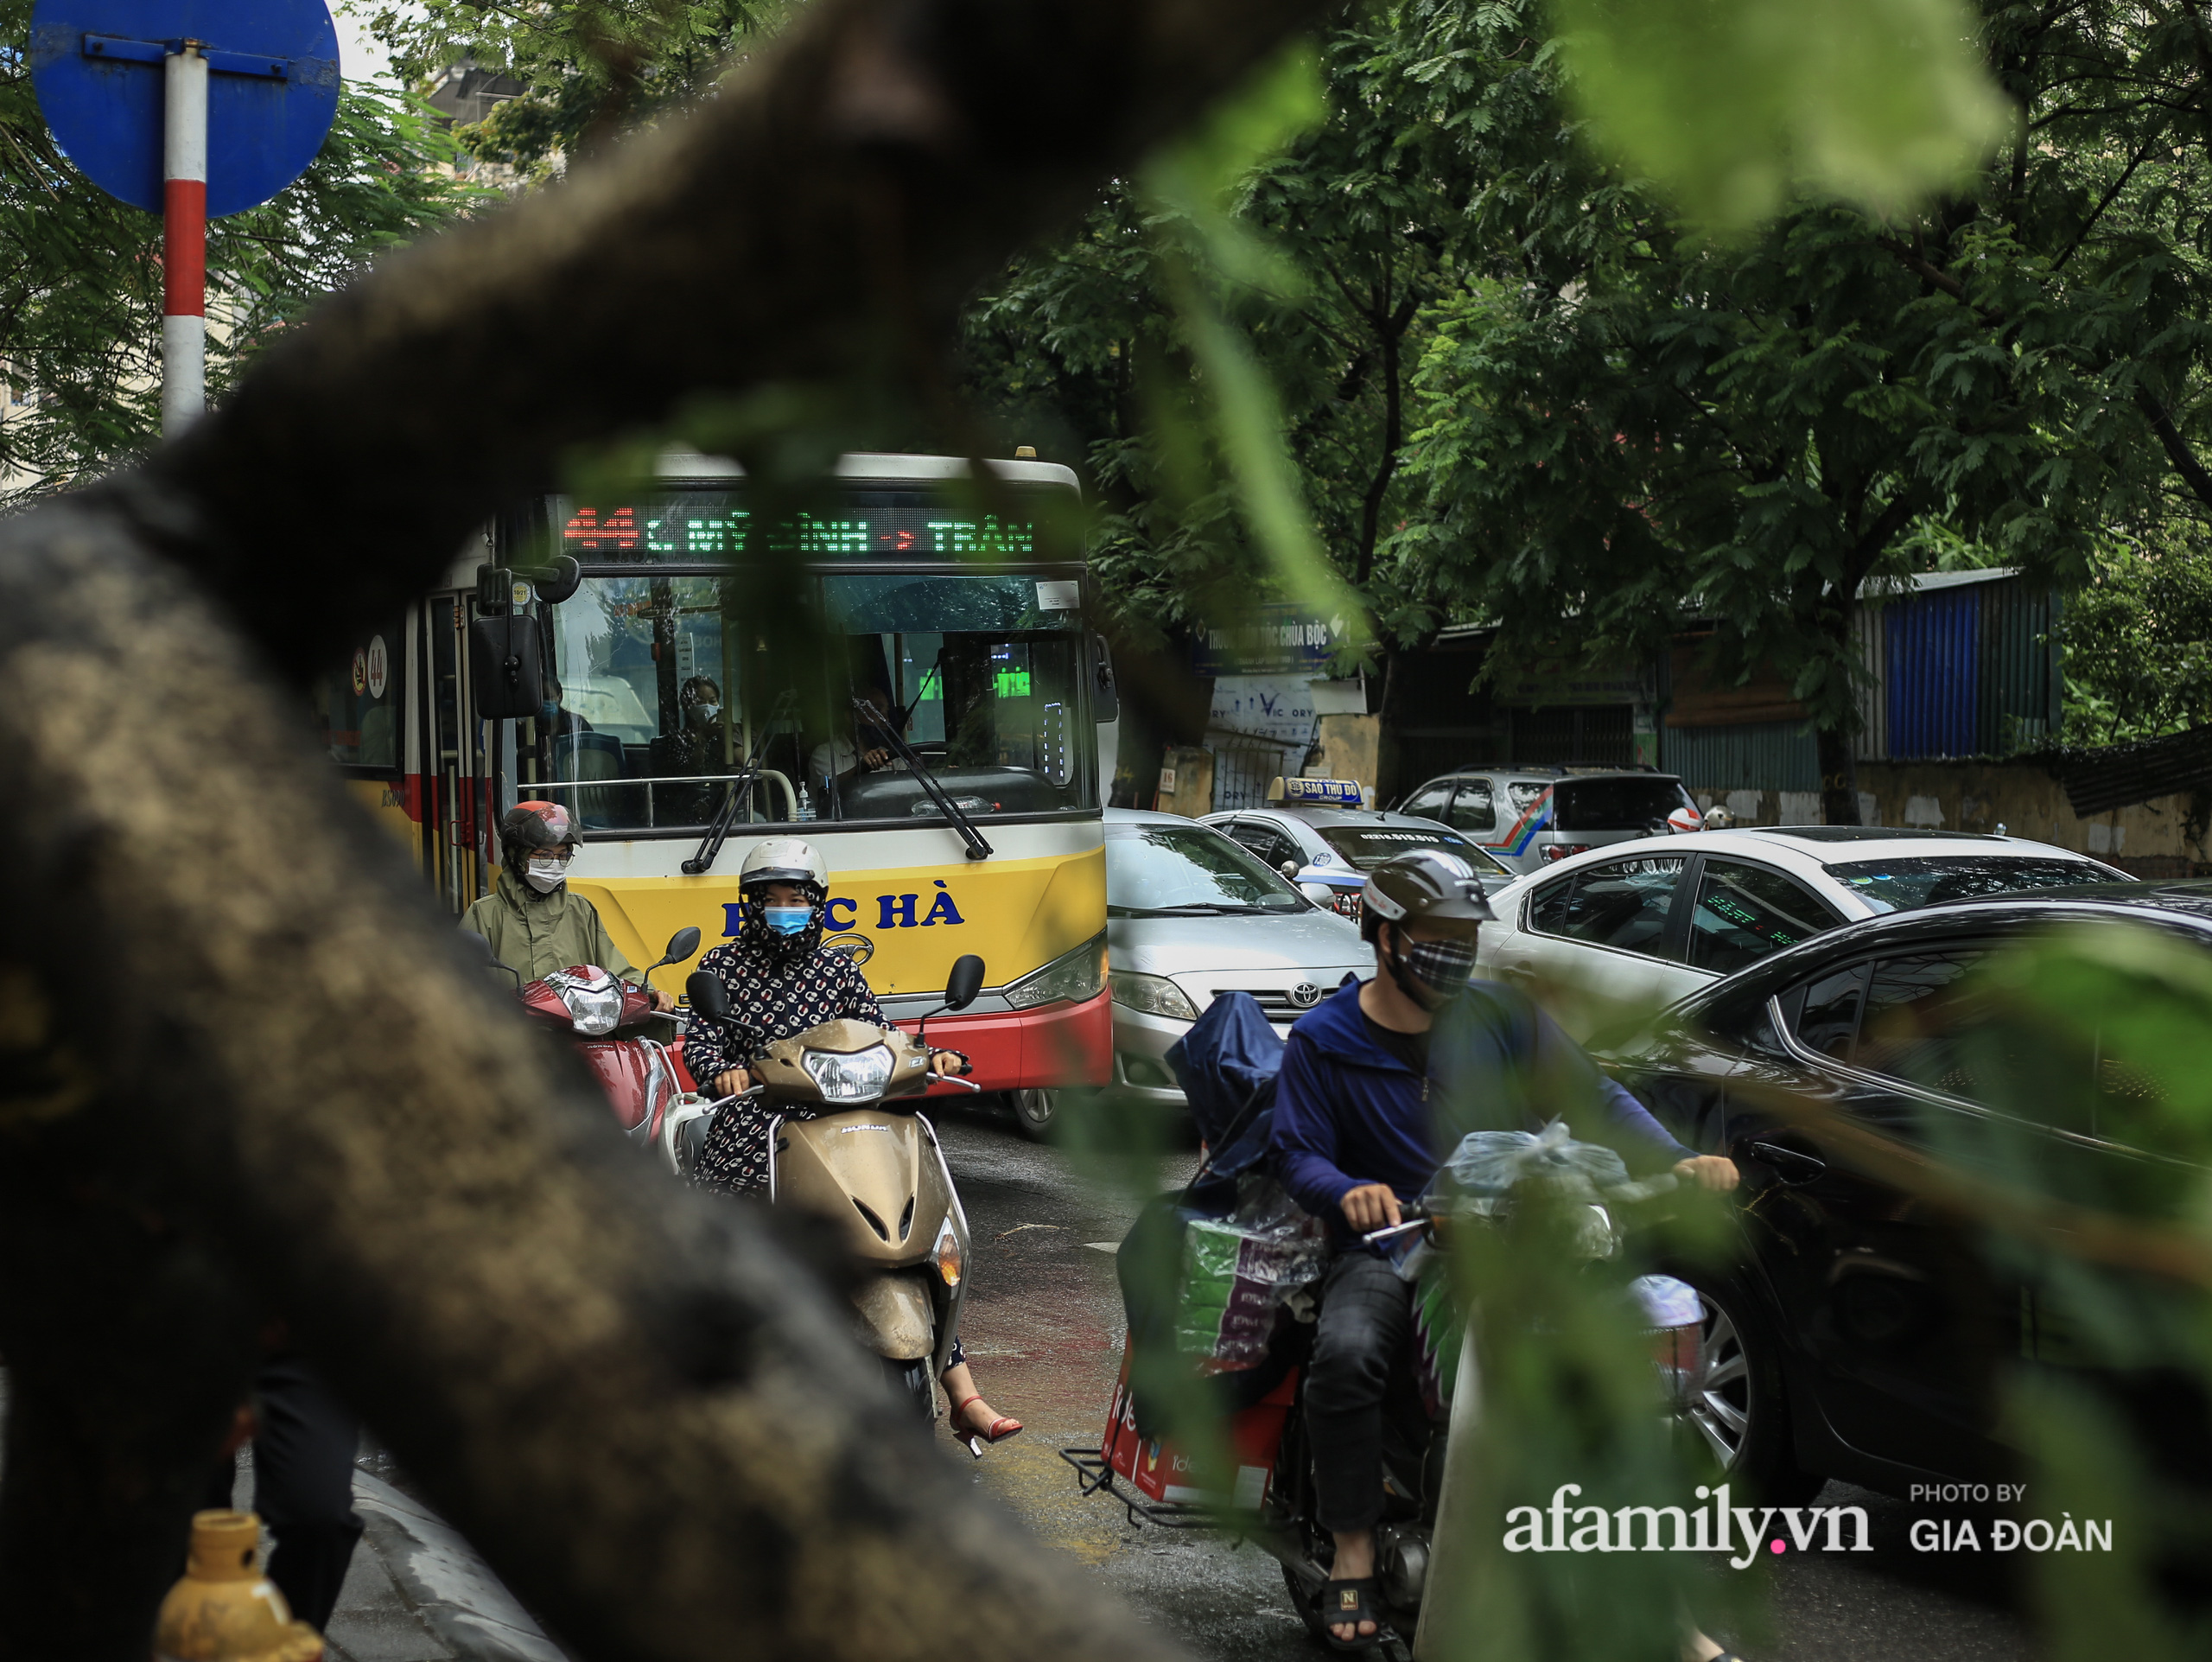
1319, 1576, 1382, 1652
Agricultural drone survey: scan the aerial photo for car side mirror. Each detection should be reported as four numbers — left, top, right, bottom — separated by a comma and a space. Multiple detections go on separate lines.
662, 926, 702, 965
686, 971, 730, 1021
1300, 882, 1335, 905
944, 954, 987, 1012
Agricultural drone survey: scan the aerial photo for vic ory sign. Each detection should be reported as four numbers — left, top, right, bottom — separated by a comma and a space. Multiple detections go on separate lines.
722, 880, 965, 938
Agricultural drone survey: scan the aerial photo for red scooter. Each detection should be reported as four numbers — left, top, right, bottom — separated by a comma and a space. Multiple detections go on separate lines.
480, 925, 702, 1150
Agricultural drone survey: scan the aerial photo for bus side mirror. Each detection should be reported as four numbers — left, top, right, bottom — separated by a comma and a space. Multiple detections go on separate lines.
686, 972, 730, 1021
470, 615, 543, 720
1091, 637, 1119, 723
529, 556, 582, 605
944, 954, 987, 1012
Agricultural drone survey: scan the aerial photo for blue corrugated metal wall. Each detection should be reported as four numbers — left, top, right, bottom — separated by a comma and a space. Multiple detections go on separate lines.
1869, 575, 2057, 759
1659, 721, 1821, 792
1886, 585, 1980, 757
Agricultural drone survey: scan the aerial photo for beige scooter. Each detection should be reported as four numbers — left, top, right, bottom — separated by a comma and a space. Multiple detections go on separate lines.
683, 954, 986, 1429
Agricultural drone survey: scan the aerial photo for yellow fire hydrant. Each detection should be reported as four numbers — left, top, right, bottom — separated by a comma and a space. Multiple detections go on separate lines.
154, 1511, 324, 1662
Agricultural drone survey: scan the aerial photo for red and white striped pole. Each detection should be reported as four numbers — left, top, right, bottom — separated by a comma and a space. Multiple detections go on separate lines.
162, 42, 207, 437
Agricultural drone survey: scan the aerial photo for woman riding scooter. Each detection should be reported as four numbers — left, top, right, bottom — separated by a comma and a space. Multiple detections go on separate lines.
686, 838, 1021, 1449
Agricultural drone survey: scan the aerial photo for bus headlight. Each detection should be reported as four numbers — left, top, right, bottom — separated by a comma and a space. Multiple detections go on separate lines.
934, 1216, 963, 1288
1005, 932, 1108, 1010
1109, 971, 1198, 1022
802, 1043, 894, 1102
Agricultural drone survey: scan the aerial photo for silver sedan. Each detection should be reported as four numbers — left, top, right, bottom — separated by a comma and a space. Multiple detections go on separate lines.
1092, 807, 1370, 1118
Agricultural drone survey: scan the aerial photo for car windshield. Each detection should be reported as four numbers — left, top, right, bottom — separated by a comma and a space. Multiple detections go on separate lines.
1552, 776, 1697, 831
1107, 825, 1307, 915
1823, 856, 2122, 914
1317, 824, 1507, 875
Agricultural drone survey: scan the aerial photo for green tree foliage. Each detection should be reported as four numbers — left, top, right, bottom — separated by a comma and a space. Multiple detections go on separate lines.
966, 0, 2212, 813
1396, 0, 2212, 813
961, 18, 1467, 659
361, 0, 791, 174
0, 6, 480, 504
2057, 532, 2212, 745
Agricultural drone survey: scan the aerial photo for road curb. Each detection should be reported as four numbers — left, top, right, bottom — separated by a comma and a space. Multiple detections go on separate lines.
352, 1470, 571, 1662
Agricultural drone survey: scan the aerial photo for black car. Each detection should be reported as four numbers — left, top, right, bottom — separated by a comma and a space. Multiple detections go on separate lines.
1598, 882, 2212, 1505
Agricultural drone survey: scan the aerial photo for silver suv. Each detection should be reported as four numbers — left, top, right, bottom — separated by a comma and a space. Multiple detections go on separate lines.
1394, 767, 1700, 875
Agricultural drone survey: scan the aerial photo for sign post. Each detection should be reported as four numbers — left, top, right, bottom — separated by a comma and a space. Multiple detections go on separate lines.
29, 2, 343, 436
162, 42, 207, 434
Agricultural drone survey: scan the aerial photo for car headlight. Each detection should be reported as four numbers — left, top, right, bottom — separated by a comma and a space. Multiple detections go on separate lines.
1110, 971, 1198, 1022
934, 1216, 963, 1288
550, 971, 624, 1036
1005, 931, 1108, 1010
801, 1043, 894, 1102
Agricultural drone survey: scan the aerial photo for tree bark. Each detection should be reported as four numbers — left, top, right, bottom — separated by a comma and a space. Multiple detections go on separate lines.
0, 0, 1330, 1656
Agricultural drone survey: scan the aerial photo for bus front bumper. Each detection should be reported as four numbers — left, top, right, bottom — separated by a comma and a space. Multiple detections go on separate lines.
893, 987, 1112, 1094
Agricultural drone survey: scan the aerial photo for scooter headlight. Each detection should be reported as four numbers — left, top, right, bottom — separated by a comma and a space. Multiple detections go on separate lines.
550, 970, 623, 1036
933, 1216, 963, 1288
802, 1043, 894, 1102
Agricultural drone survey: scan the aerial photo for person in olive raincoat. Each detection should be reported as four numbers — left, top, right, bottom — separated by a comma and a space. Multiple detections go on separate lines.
462, 799, 673, 1003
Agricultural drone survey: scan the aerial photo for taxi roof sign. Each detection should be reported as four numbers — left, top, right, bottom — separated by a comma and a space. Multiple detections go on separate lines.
1269, 776, 1365, 807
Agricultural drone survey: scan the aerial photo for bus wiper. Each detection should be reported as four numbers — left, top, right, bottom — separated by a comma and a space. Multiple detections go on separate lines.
855, 695, 994, 862
682, 766, 761, 876
683, 691, 799, 876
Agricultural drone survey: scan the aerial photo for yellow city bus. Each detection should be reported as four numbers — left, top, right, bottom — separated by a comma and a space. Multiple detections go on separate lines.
312, 453, 1112, 1125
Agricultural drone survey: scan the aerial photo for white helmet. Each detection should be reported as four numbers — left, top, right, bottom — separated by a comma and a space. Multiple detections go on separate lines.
739, 837, 827, 892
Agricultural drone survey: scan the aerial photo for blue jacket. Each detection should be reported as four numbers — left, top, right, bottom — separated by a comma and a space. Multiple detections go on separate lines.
1270, 977, 1696, 1231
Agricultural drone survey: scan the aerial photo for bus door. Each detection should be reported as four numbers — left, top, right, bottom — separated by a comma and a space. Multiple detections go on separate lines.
425, 590, 493, 910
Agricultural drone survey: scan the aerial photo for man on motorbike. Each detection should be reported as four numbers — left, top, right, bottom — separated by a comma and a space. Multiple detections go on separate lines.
1270, 850, 1739, 1649
462, 800, 674, 1005
685, 837, 1020, 1447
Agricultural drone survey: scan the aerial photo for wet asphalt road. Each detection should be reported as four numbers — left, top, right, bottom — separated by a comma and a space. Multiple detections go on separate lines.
930, 1098, 2038, 1662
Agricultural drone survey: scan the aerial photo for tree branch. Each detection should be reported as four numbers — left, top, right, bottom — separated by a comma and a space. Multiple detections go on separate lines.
0, 0, 1332, 1657
2135, 383, 2212, 513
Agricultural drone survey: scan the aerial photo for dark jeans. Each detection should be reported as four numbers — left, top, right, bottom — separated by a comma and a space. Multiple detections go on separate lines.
1305, 1250, 1417, 1535
203, 1356, 364, 1633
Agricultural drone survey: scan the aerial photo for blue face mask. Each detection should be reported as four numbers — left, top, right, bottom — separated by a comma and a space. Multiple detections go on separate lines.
763, 904, 812, 937
540, 700, 559, 724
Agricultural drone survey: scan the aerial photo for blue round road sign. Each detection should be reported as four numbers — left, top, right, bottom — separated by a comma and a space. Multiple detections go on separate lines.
29, 0, 341, 219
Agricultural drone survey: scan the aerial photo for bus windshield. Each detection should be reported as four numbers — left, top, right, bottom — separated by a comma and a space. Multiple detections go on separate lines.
544, 565, 1095, 831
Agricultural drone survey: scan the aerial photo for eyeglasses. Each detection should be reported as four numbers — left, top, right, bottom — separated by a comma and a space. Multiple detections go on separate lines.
531, 847, 576, 865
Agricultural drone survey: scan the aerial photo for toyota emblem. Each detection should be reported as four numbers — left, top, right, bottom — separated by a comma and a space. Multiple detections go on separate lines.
1289, 983, 1323, 1009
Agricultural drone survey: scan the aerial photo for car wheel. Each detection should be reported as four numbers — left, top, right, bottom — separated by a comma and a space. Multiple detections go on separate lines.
1674, 1270, 1825, 1507
1012, 1087, 1056, 1140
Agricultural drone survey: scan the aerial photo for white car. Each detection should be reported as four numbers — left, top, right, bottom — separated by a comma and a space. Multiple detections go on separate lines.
1477, 827, 2130, 1039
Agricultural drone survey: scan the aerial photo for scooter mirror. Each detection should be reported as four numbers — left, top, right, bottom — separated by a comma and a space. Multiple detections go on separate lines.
944, 954, 987, 1012
463, 927, 522, 985
686, 971, 731, 1020
663, 925, 702, 965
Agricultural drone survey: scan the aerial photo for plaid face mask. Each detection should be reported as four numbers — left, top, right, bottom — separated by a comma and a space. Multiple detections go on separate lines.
1396, 933, 1477, 1003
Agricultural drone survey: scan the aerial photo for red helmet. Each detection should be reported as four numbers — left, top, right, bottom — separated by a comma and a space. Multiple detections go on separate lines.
500, 801, 579, 875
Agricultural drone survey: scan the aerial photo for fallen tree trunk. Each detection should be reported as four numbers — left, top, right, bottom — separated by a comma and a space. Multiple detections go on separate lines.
0, 0, 1325, 1656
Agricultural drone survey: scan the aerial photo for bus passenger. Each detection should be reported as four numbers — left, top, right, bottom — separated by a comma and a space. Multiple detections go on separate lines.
685, 837, 1021, 1449
462, 801, 674, 1004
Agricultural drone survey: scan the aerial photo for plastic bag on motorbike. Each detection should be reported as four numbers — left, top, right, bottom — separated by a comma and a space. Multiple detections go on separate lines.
1428, 1118, 1666, 1213
1172, 1181, 1330, 1366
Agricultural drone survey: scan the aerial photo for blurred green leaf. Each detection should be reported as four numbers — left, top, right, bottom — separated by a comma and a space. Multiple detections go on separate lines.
1553, 0, 2013, 230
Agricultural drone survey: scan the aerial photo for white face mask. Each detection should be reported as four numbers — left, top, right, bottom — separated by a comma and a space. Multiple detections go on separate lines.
524, 856, 568, 893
